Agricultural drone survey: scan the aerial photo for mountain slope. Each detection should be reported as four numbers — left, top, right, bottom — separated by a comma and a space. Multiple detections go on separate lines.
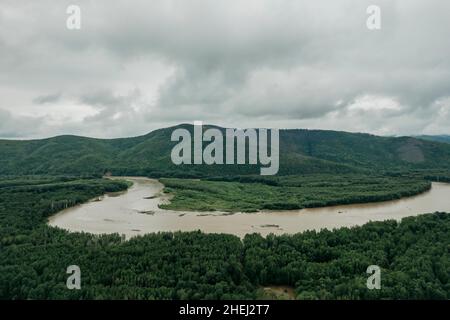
1, 124, 450, 177
416, 135, 450, 144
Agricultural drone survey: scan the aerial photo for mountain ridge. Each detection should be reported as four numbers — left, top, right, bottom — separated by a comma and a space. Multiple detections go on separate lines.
416, 135, 450, 144
1, 124, 450, 177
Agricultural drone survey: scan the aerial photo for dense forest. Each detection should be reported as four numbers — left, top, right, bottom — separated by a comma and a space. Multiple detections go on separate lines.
0, 176, 448, 299
2, 124, 450, 178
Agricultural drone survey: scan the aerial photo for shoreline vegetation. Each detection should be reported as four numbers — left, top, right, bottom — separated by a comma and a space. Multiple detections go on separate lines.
158, 174, 433, 212
0, 175, 448, 299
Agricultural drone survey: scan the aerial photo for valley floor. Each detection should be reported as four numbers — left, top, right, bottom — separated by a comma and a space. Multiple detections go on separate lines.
0, 175, 449, 299
48, 176, 450, 238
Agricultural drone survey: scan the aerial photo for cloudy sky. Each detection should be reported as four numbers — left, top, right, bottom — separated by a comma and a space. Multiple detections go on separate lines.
1, 0, 449, 139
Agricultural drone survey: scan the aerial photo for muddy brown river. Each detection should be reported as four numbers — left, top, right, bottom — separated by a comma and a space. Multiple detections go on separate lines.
48, 177, 450, 238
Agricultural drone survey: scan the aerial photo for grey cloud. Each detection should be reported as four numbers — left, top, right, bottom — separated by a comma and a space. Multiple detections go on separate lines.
0, 0, 449, 138
80, 88, 144, 122
79, 89, 138, 108
0, 109, 44, 138
33, 93, 62, 105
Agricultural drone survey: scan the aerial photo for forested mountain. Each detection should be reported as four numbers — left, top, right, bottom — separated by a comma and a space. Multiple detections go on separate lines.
1, 127, 449, 300
416, 135, 450, 144
1, 124, 450, 177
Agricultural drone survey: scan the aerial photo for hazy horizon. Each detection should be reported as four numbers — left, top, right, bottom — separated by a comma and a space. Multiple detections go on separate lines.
2, 122, 450, 141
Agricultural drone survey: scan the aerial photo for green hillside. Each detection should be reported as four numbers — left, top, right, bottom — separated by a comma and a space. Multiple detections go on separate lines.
1, 124, 450, 177
416, 135, 450, 144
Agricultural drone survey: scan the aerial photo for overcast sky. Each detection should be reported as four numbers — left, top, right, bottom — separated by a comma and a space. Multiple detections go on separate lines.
1, 0, 449, 139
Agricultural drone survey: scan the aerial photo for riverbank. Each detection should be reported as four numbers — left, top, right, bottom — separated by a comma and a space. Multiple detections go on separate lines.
48, 176, 450, 238
2, 175, 449, 299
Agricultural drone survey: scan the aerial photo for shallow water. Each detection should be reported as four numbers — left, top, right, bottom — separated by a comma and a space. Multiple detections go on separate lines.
48, 177, 450, 238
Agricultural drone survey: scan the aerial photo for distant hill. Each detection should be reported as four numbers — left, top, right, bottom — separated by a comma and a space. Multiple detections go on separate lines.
1, 124, 450, 177
416, 135, 450, 144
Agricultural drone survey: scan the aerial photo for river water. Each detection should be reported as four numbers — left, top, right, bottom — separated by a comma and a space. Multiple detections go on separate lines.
48, 176, 450, 238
